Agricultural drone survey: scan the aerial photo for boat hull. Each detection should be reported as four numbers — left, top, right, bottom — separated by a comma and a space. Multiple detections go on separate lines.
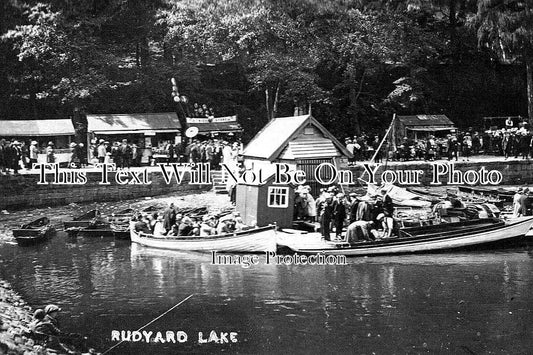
277, 217, 533, 256
13, 226, 55, 246
131, 225, 277, 253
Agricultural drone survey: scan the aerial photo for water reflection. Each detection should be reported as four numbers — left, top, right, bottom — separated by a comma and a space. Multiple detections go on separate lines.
0, 233, 532, 354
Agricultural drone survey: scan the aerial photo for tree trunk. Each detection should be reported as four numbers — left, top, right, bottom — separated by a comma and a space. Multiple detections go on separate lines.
449, 0, 458, 63
272, 82, 280, 119
135, 42, 141, 67
349, 70, 365, 135
526, 58, 533, 127
140, 36, 150, 67
265, 88, 271, 121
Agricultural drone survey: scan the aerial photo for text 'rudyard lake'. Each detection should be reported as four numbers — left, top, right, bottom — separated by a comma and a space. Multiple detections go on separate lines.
34, 162, 503, 186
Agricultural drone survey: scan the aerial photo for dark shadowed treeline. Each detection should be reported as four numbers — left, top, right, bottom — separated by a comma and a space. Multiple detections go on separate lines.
0, 0, 531, 141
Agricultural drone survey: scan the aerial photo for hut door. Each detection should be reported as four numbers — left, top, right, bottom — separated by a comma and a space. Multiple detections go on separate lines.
297, 158, 334, 196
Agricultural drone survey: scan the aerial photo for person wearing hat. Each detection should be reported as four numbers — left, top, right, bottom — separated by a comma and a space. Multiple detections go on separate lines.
45, 142, 55, 164
32, 307, 64, 347
178, 216, 195, 236
44, 304, 62, 329
163, 203, 176, 232
8, 140, 22, 174
200, 215, 216, 236
216, 214, 235, 235
462, 133, 472, 161
448, 134, 458, 161
517, 187, 531, 217
348, 193, 360, 224
29, 141, 39, 168
153, 215, 167, 236
118, 139, 132, 169
317, 193, 334, 241
332, 193, 346, 240
513, 187, 523, 217
97, 139, 107, 163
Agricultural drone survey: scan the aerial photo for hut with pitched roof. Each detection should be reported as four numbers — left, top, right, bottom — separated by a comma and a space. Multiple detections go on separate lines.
241, 114, 352, 196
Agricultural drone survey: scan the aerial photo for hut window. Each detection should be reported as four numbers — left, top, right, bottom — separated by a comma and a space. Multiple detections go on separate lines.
267, 187, 289, 208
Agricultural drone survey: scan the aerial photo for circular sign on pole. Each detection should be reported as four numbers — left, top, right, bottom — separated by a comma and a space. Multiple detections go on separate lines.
185, 126, 199, 138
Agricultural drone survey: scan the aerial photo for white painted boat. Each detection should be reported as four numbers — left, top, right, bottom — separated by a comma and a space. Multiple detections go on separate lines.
277, 217, 533, 256
130, 225, 277, 253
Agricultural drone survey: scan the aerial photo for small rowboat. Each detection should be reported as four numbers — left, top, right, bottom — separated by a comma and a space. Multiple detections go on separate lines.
277, 217, 533, 257
63, 210, 109, 229
13, 217, 55, 246
131, 225, 277, 253
111, 223, 131, 240
65, 217, 114, 237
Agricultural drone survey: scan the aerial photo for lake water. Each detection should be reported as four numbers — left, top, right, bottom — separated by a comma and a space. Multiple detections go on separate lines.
1, 232, 533, 354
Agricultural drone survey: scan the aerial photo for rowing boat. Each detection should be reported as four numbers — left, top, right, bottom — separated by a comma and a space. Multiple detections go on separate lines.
130, 225, 277, 253
277, 217, 533, 256
13, 217, 55, 246
63, 210, 109, 229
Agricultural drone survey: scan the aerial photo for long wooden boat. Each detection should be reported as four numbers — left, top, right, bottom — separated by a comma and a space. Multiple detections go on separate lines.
457, 186, 513, 203
13, 217, 55, 246
63, 209, 109, 229
130, 225, 277, 253
277, 217, 533, 256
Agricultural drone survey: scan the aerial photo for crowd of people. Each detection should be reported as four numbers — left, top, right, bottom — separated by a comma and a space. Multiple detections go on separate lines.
154, 138, 242, 168
88, 137, 243, 169
343, 118, 533, 163
191, 102, 215, 118
344, 132, 484, 163
0, 136, 243, 174
0, 139, 69, 174
294, 185, 395, 243
89, 139, 138, 168
132, 203, 252, 237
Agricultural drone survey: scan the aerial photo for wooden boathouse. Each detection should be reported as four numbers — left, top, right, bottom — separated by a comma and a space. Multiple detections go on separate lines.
241, 114, 352, 195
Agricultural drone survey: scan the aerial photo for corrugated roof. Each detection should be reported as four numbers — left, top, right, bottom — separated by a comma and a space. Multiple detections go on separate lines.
396, 115, 454, 126
0, 119, 75, 136
87, 112, 181, 133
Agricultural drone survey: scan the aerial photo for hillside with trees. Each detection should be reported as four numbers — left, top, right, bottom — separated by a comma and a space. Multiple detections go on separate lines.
1, 0, 530, 140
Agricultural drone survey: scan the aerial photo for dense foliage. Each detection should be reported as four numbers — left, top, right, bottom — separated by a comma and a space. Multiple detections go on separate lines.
0, 0, 531, 140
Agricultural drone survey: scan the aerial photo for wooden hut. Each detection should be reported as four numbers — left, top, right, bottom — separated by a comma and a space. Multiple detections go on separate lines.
235, 173, 294, 229
394, 114, 456, 141
241, 114, 352, 195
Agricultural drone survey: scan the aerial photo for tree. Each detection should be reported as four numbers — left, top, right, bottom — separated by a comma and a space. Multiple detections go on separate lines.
160, 0, 327, 120
474, 0, 533, 123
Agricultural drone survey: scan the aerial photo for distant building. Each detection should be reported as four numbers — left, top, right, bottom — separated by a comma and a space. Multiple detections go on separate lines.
394, 114, 456, 141
0, 119, 76, 164
86, 112, 182, 163
0, 119, 75, 148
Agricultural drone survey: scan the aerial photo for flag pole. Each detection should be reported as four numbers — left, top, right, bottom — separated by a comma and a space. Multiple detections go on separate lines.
370, 114, 396, 163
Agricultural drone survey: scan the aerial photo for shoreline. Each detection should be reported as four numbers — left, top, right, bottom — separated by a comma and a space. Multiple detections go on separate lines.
0, 190, 234, 354
0, 279, 52, 354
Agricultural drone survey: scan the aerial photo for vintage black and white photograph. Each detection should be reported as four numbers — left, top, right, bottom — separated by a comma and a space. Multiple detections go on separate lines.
1, 0, 533, 354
